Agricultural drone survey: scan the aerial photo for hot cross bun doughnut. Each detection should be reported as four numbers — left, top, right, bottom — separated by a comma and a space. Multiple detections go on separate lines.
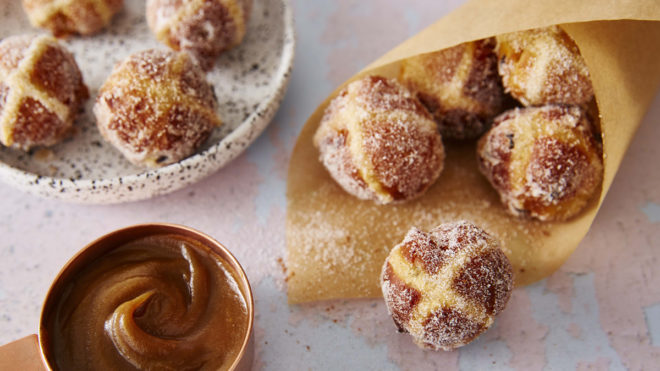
400, 38, 505, 140
94, 49, 222, 167
495, 26, 593, 107
22, 0, 123, 37
381, 221, 513, 350
477, 105, 603, 221
313, 75, 445, 204
146, 0, 252, 70
0, 34, 88, 150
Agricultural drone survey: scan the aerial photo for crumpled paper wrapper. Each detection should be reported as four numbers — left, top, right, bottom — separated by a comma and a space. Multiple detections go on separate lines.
286, 0, 660, 303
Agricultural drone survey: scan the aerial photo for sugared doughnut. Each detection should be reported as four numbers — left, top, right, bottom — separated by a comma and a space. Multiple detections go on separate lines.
146, 0, 252, 70
313, 75, 445, 204
94, 49, 222, 167
381, 221, 513, 351
400, 38, 505, 140
0, 34, 88, 150
477, 105, 603, 221
22, 0, 123, 37
495, 26, 593, 106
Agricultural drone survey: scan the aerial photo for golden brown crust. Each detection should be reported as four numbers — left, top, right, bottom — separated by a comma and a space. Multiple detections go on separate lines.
146, 0, 252, 70
400, 38, 505, 140
0, 84, 8, 111
380, 221, 513, 351
313, 76, 445, 204
422, 307, 485, 349
452, 248, 512, 315
31, 43, 88, 109
382, 262, 421, 332
12, 97, 69, 146
22, 0, 124, 37
94, 49, 222, 167
495, 26, 593, 106
477, 105, 603, 221
0, 34, 87, 149
399, 226, 448, 275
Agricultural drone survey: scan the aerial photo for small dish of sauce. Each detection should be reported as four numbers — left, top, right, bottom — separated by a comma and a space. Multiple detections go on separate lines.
39, 225, 253, 371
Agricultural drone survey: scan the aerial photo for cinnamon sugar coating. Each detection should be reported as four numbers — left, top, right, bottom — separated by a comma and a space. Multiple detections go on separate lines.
495, 26, 593, 106
477, 105, 603, 221
313, 76, 445, 204
400, 38, 505, 140
0, 34, 88, 150
381, 221, 513, 351
94, 49, 222, 167
22, 0, 123, 37
147, 0, 252, 70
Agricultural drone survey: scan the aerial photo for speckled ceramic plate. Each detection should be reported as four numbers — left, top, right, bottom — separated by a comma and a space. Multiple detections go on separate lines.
0, 0, 294, 203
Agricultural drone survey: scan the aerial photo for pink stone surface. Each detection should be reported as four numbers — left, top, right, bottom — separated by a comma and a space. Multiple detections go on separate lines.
1, 1, 659, 370
490, 291, 548, 371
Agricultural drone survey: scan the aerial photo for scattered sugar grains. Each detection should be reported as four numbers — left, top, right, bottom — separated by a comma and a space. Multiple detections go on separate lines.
381, 221, 513, 350
287, 153, 544, 300
296, 210, 361, 268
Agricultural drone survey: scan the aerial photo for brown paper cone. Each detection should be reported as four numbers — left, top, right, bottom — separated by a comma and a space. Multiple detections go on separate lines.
286, 0, 660, 304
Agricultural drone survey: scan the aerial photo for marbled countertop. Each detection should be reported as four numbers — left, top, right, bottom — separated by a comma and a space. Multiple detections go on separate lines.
1, 1, 658, 370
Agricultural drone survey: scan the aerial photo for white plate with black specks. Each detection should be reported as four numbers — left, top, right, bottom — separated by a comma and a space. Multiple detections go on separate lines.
0, 0, 294, 203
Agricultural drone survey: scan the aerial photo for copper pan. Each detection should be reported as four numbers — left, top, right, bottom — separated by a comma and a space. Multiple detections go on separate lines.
0, 223, 254, 371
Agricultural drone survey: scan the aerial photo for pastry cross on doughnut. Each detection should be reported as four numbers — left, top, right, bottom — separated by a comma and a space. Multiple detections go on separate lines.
147, 0, 252, 69
0, 34, 88, 150
22, 0, 124, 37
495, 26, 594, 106
400, 38, 505, 140
94, 49, 222, 167
313, 75, 445, 204
381, 221, 513, 350
477, 105, 603, 221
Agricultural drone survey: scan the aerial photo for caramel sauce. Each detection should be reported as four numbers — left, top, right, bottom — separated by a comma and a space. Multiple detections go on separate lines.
46, 234, 248, 370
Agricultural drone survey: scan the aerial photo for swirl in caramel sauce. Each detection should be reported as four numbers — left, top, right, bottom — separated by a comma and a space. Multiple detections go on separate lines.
46, 234, 248, 370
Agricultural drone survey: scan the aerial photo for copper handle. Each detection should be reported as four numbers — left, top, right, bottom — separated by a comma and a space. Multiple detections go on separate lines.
0, 335, 46, 370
